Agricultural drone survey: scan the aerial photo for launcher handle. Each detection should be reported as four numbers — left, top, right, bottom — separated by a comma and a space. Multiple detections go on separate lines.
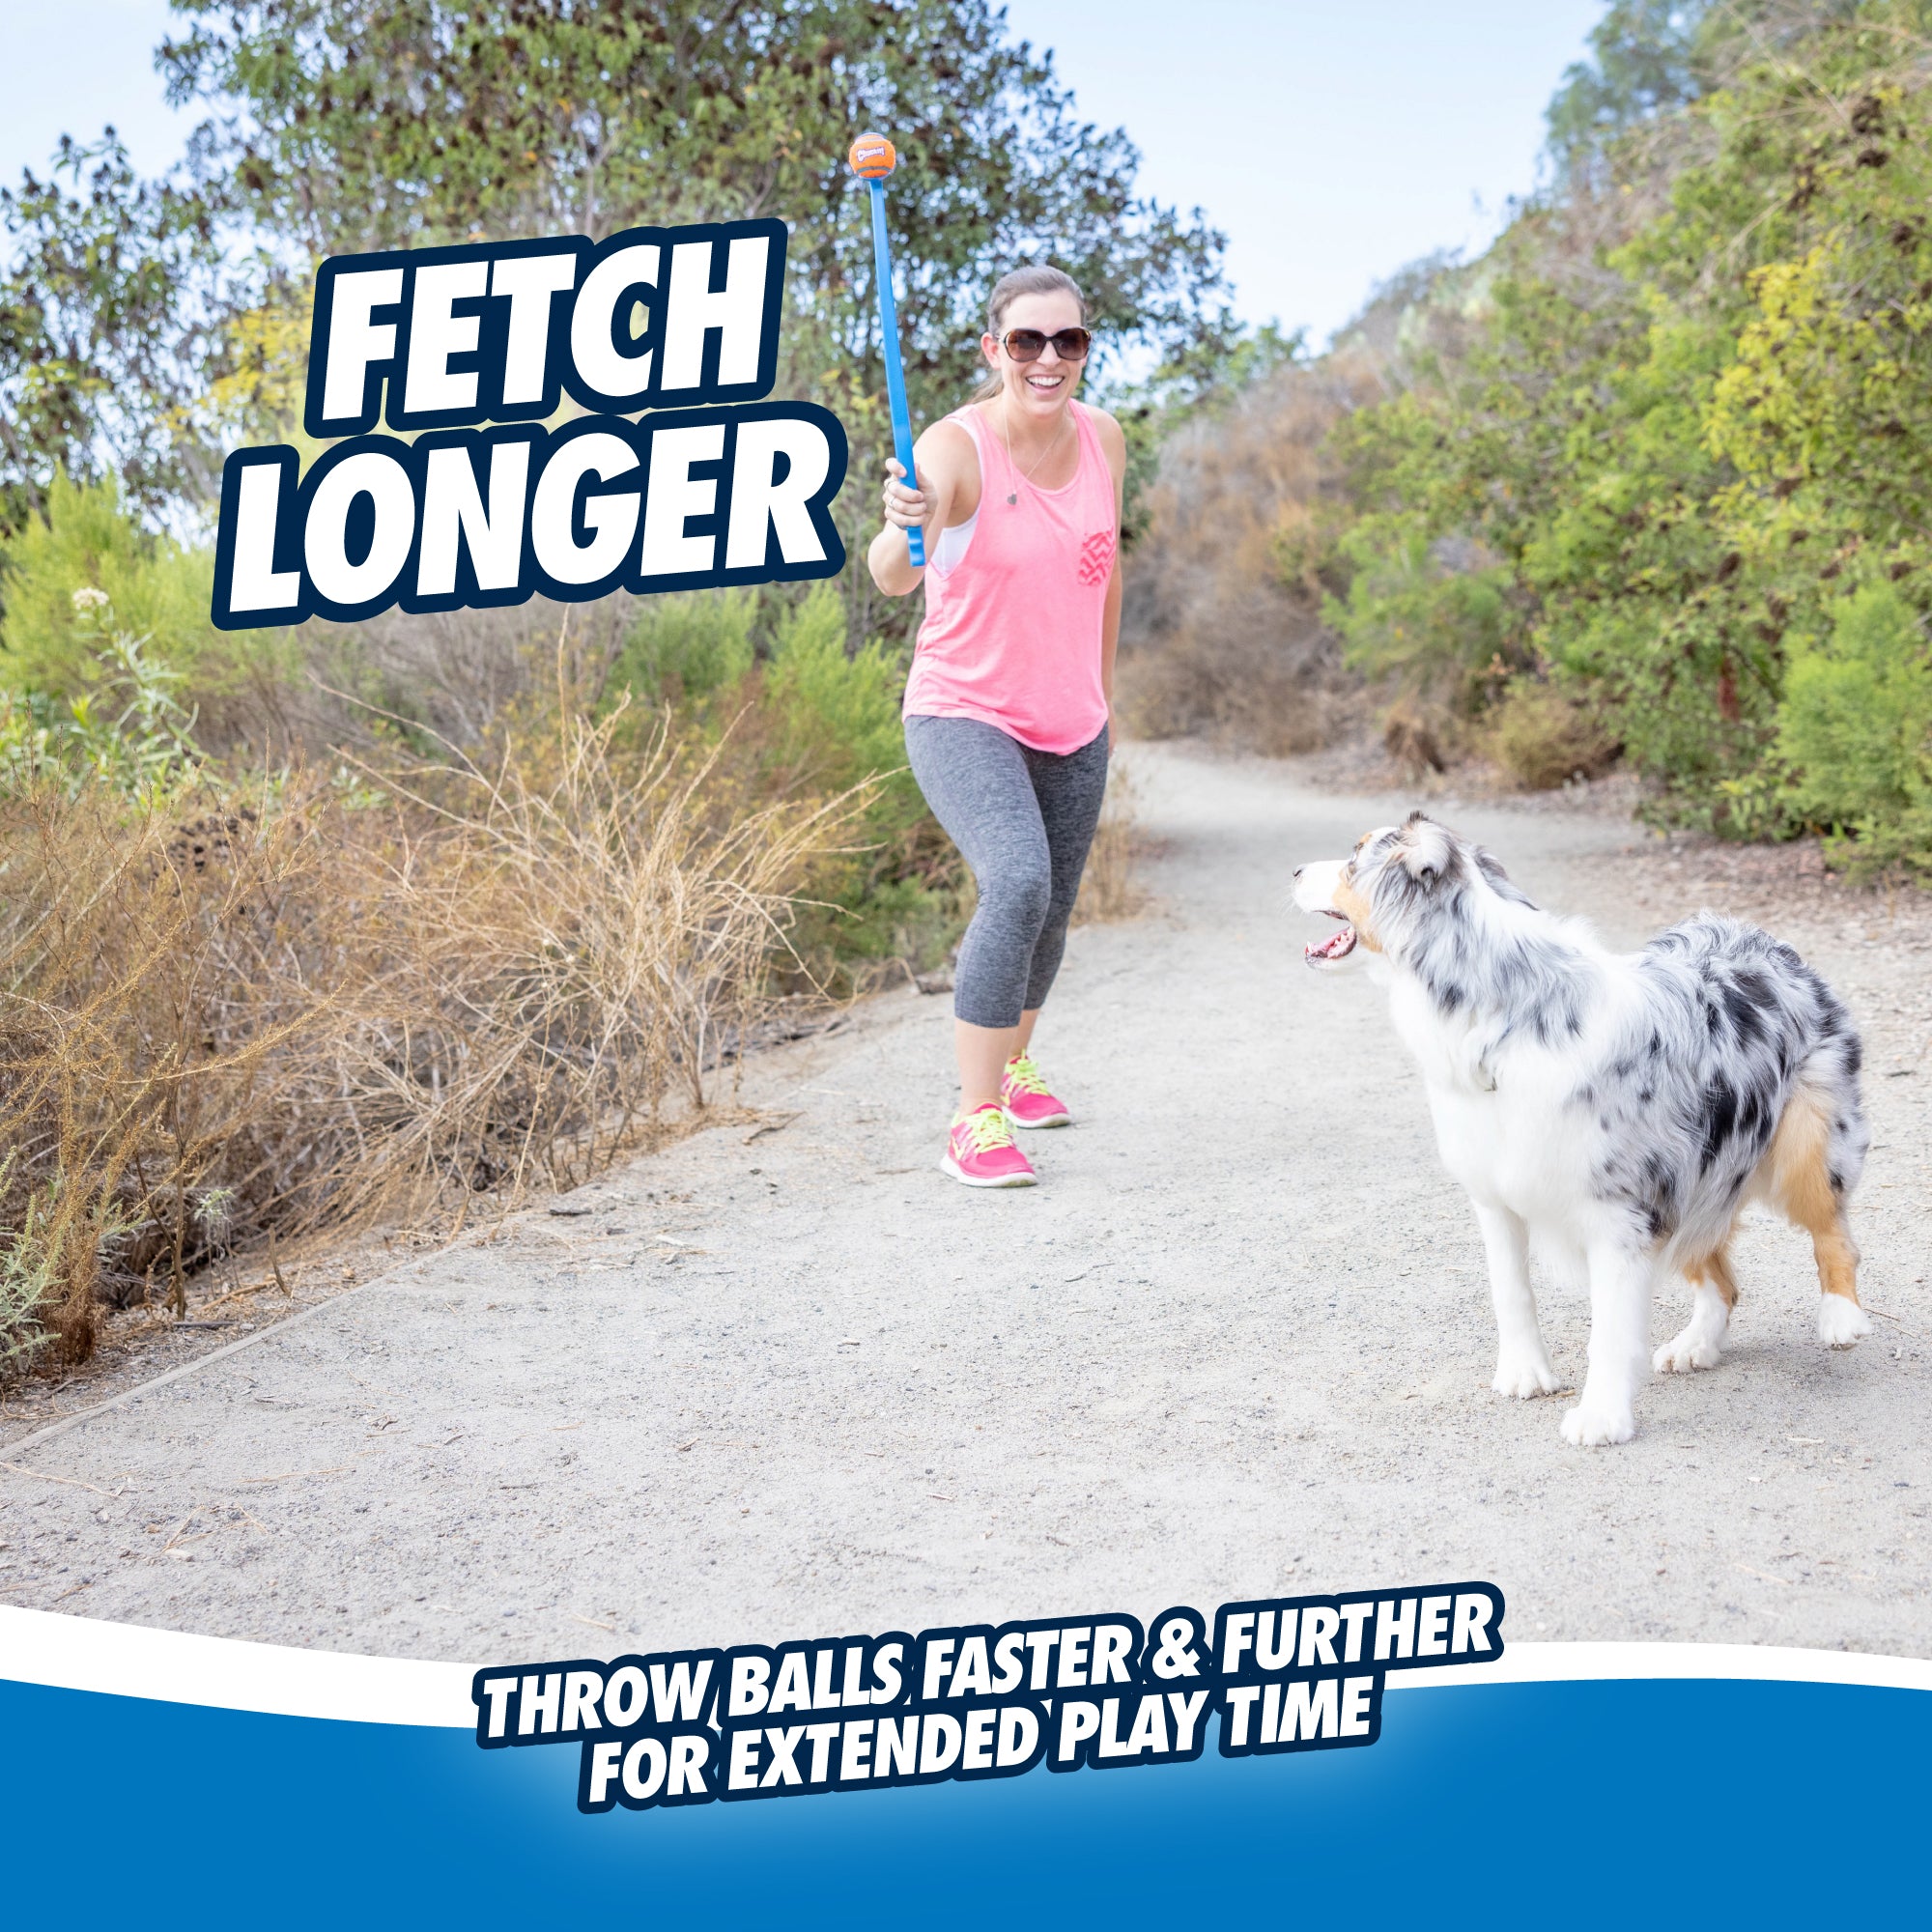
867, 178, 924, 569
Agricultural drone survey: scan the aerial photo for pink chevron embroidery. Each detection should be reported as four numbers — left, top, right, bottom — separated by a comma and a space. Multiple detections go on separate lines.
1077, 529, 1116, 585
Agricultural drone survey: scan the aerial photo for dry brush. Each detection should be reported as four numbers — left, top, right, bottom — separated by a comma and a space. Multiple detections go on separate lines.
1119, 353, 1383, 754
0, 702, 870, 1371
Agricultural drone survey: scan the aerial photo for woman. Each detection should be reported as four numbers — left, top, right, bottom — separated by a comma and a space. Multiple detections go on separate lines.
867, 265, 1126, 1188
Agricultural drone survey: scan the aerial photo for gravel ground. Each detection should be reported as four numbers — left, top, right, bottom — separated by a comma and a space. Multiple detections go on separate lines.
3, 742, 1928, 1663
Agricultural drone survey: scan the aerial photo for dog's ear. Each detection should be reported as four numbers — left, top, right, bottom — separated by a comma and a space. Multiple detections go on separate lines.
1396, 816, 1456, 888
1473, 843, 1537, 908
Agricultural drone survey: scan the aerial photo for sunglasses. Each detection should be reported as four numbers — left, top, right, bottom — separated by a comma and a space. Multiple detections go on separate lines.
999, 327, 1093, 363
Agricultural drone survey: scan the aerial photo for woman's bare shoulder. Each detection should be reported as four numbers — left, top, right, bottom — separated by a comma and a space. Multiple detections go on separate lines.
1079, 403, 1126, 448
1080, 404, 1127, 477
913, 412, 982, 523
917, 413, 980, 467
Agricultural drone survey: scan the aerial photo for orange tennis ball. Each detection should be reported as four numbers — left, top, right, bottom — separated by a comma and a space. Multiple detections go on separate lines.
848, 132, 897, 180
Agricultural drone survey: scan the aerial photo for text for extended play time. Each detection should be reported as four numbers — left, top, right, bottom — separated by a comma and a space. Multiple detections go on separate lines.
469, 1582, 1505, 1814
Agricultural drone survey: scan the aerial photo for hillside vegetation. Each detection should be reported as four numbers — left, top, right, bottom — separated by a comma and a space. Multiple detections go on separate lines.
1128, 0, 1932, 876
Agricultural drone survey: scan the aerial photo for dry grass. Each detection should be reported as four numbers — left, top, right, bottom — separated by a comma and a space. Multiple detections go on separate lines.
0, 699, 868, 1373
1073, 765, 1150, 925
1119, 353, 1382, 753
1487, 681, 1621, 792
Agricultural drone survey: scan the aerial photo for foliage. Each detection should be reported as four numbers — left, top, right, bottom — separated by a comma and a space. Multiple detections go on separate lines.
757, 581, 961, 971
1325, 522, 1517, 718
1544, 0, 1717, 185
160, 1, 1226, 414
1488, 677, 1621, 790
0, 132, 246, 537
1115, 318, 1304, 549
1776, 582, 1932, 871
0, 1163, 68, 1367
0, 472, 287, 705
607, 590, 759, 707
1116, 323, 1370, 753
0, 588, 202, 799
202, 275, 325, 464
599, 581, 956, 975
603, 581, 915, 839
763, 583, 906, 794
1309, 0, 1932, 869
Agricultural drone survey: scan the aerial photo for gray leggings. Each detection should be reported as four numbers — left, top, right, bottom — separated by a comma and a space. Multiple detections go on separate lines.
904, 714, 1110, 1030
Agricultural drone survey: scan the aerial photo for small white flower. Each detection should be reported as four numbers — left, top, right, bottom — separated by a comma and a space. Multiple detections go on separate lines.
71, 587, 111, 613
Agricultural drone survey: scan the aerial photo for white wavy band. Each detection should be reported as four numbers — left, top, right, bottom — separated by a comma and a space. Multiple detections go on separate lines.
1, 1605, 1925, 1729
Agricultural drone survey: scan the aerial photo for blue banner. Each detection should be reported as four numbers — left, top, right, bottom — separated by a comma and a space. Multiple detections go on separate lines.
5, 1610, 1926, 1925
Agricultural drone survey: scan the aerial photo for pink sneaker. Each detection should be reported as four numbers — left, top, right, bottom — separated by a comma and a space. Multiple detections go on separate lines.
1000, 1052, 1072, 1129
941, 1102, 1037, 1187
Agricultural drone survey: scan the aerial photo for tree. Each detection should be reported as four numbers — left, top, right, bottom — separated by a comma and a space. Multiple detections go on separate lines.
159, 0, 1228, 419
0, 133, 241, 537
1545, 0, 1715, 185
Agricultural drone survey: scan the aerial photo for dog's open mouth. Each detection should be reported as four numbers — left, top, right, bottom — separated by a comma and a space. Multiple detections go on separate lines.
1305, 923, 1356, 963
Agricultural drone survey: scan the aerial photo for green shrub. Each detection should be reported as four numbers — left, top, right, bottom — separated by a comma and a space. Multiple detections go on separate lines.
0, 473, 283, 712
606, 588, 757, 704
598, 582, 956, 981
763, 582, 907, 799
1488, 679, 1619, 791
1324, 517, 1516, 716
1776, 582, 1932, 874
758, 582, 961, 976
0, 590, 201, 798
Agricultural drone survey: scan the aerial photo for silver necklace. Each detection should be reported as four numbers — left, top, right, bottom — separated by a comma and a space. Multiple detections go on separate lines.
998, 400, 1070, 505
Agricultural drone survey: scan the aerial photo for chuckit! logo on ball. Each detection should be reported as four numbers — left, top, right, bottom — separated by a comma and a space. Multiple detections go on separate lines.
848, 132, 897, 178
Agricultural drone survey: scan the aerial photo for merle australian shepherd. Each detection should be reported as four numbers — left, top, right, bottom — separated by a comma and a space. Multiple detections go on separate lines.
1293, 813, 1869, 1447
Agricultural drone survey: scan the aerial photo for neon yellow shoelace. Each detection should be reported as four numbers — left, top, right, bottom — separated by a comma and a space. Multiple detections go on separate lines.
956, 1106, 1016, 1151
1004, 1054, 1050, 1096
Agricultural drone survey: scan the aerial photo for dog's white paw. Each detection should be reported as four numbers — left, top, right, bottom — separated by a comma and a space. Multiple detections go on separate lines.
1818, 1296, 1871, 1350
1561, 1403, 1634, 1448
1492, 1350, 1561, 1399
1653, 1327, 1722, 1375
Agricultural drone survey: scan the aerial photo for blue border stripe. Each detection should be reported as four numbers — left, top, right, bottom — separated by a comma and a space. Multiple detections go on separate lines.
8, 1675, 1927, 1924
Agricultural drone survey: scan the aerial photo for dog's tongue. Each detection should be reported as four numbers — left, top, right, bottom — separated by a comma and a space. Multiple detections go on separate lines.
1305, 924, 1356, 961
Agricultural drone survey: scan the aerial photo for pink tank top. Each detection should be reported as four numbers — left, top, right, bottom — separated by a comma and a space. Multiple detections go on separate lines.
902, 399, 1117, 754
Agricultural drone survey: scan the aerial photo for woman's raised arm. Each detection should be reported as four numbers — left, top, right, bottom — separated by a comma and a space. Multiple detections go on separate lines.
867, 421, 972, 596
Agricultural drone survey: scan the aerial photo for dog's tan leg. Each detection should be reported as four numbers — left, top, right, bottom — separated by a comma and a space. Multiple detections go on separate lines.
1654, 1245, 1739, 1375
1765, 1090, 1869, 1350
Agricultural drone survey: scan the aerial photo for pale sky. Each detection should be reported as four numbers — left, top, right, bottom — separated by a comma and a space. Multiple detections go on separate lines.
3, 0, 1605, 345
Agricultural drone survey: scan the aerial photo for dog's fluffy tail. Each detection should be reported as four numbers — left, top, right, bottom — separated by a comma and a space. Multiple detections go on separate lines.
1754, 1029, 1868, 1337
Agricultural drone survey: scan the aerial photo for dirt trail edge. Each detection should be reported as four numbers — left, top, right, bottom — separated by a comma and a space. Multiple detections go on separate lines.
4, 744, 1928, 1659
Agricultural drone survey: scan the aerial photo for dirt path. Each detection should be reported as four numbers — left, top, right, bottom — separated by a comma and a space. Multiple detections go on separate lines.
4, 744, 1928, 1661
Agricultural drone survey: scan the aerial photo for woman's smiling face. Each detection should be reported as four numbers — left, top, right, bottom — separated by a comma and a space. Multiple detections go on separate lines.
982, 289, 1087, 420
